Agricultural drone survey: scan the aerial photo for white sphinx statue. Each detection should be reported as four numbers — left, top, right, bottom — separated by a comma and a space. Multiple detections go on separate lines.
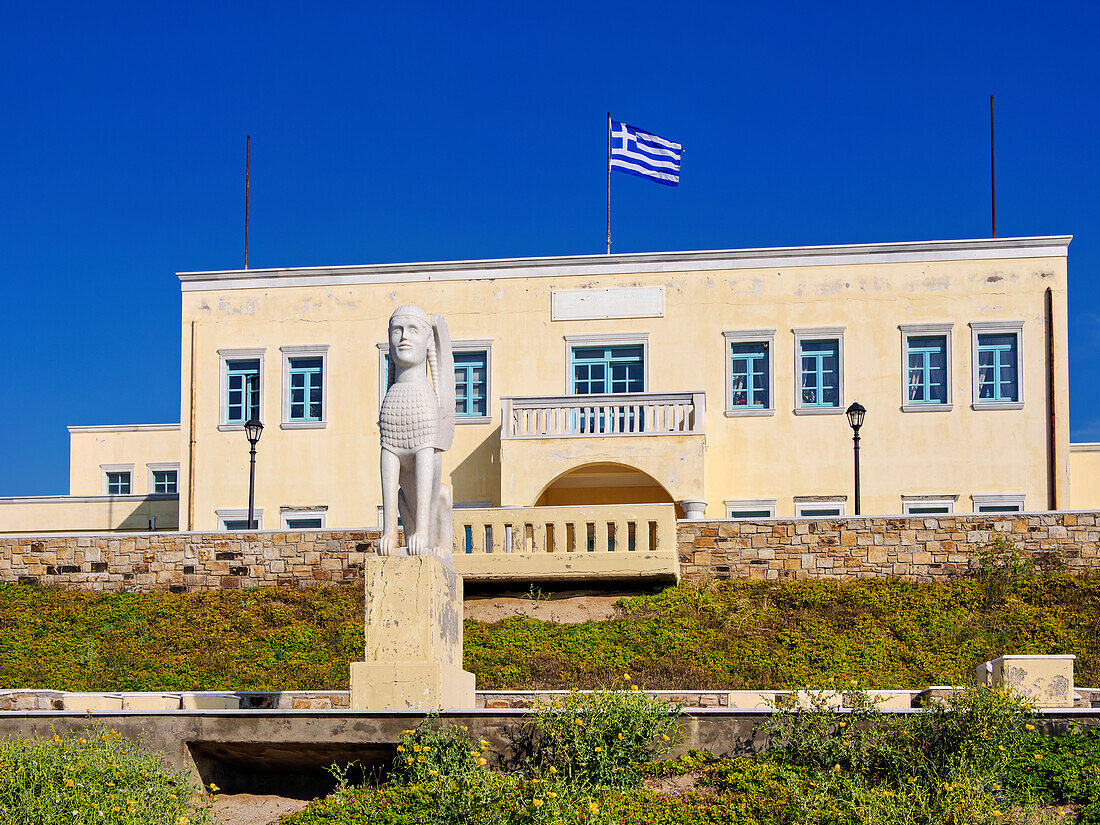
378, 304, 455, 565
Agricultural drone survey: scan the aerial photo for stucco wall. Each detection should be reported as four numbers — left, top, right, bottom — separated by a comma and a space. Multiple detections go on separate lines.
0, 495, 179, 535
175, 240, 1071, 531
68, 425, 182, 496
1070, 446, 1100, 510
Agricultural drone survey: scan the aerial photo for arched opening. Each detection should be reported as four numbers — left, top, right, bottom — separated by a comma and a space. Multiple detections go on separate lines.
534, 462, 676, 508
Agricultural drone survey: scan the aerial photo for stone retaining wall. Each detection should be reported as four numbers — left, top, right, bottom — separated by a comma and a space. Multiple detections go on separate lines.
0, 530, 379, 592
678, 512, 1100, 582
1, 512, 1098, 592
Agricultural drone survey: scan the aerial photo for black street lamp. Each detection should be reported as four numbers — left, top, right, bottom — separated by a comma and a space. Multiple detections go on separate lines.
845, 402, 866, 515
244, 416, 263, 530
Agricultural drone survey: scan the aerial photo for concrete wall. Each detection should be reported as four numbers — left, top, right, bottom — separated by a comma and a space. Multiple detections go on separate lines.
68, 425, 181, 496
678, 512, 1100, 582
1070, 445, 1100, 510
1, 512, 1097, 591
175, 238, 1072, 530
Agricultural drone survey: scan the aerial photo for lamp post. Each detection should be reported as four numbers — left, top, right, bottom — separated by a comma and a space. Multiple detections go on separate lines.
244, 416, 263, 530
845, 402, 866, 516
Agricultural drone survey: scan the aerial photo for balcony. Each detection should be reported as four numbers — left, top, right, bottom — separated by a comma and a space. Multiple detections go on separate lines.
502, 392, 705, 439
498, 392, 707, 509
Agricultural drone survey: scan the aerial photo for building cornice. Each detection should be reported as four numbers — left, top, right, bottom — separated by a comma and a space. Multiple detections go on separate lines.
67, 424, 181, 434
177, 236, 1072, 292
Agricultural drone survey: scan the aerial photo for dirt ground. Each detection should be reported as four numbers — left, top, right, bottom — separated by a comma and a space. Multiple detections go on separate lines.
211, 793, 311, 825
463, 590, 629, 623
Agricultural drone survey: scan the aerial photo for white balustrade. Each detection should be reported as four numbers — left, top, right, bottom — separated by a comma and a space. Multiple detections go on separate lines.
453, 504, 676, 556
501, 392, 705, 439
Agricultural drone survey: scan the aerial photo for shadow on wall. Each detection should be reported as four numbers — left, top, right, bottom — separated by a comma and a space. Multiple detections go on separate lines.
0, 495, 179, 535
450, 428, 503, 506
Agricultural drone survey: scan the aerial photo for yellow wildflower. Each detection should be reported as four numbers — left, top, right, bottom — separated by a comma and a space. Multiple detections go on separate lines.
594, 747, 602, 753
838, 721, 847, 728
624, 673, 631, 681
998, 745, 1005, 751
548, 792, 557, 798
548, 766, 557, 774
618, 733, 624, 739
1025, 724, 1035, 731
397, 746, 405, 753
478, 757, 487, 766
662, 734, 671, 741
588, 802, 599, 813
631, 684, 640, 691
532, 799, 544, 807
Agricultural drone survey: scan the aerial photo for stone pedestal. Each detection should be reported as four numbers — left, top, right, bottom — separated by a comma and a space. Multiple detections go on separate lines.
976, 654, 1075, 708
349, 555, 476, 709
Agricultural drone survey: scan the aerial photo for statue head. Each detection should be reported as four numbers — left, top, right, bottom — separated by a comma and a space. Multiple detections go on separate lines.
388, 304, 433, 370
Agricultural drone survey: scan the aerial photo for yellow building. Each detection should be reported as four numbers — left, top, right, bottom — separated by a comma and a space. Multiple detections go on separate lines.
4, 235, 1099, 534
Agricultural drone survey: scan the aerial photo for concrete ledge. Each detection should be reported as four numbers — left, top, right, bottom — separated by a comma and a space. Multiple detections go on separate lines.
3, 707, 1097, 797
455, 552, 680, 583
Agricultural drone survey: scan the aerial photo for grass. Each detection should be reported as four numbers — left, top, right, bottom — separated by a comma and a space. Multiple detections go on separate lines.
0, 572, 1098, 691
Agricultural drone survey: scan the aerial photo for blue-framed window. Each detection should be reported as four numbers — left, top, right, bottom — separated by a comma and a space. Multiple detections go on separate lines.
152, 470, 177, 494
223, 519, 258, 530
730, 342, 770, 409
285, 517, 323, 529
799, 339, 840, 408
106, 471, 131, 495
729, 509, 773, 519
288, 357, 324, 421
226, 359, 261, 424
906, 335, 948, 405
454, 351, 488, 417
976, 333, 1019, 402
572, 345, 644, 395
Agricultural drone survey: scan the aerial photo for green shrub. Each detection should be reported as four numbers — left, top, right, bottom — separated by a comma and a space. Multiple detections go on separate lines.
525, 681, 681, 788
0, 727, 214, 825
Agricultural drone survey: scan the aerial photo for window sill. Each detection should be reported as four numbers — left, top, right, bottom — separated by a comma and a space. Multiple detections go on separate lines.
456, 416, 493, 425
281, 421, 327, 430
901, 404, 954, 413
971, 402, 1024, 411
218, 423, 249, 432
724, 409, 775, 418
793, 407, 844, 416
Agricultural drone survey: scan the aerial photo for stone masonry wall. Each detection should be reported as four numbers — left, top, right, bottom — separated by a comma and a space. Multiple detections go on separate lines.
1, 512, 1098, 592
0, 530, 380, 592
678, 512, 1100, 582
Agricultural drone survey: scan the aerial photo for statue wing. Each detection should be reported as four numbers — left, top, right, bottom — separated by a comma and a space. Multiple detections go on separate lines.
432, 315, 455, 450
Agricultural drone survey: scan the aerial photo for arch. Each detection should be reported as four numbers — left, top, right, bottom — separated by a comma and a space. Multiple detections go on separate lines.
534, 462, 676, 508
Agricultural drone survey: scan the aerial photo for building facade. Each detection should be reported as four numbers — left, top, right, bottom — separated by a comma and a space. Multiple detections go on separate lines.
4, 235, 1099, 535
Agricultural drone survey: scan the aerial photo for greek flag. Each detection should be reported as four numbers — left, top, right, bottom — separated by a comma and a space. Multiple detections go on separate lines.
610, 120, 681, 186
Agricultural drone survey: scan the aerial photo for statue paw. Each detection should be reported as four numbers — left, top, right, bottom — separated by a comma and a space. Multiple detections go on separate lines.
378, 531, 401, 556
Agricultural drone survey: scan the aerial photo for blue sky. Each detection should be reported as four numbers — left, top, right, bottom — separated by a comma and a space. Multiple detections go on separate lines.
1, 0, 1098, 495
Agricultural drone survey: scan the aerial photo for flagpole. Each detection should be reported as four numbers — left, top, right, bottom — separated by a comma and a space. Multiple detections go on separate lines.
989, 95, 996, 239
606, 112, 611, 254
244, 134, 251, 269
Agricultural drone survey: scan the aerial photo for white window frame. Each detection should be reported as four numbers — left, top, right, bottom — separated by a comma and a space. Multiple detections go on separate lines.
899, 323, 953, 412
147, 462, 180, 495
792, 327, 845, 415
377, 339, 493, 424
280, 506, 328, 529
724, 499, 777, 519
563, 332, 649, 395
970, 321, 1025, 410
723, 329, 776, 417
971, 494, 1026, 513
216, 508, 264, 530
281, 345, 329, 429
901, 495, 957, 515
218, 348, 265, 431
794, 498, 847, 517
101, 463, 135, 495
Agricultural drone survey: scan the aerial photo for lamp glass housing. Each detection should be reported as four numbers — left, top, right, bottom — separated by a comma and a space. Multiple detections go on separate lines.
244, 417, 264, 445
846, 402, 866, 431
